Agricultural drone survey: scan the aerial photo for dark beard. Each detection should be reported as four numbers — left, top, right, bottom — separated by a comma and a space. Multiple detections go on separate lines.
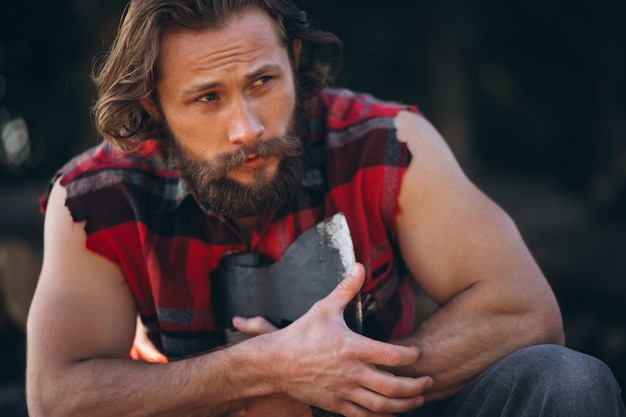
161, 122, 304, 218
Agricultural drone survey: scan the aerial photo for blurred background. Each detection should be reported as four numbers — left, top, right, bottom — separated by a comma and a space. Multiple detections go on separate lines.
1, 0, 625, 414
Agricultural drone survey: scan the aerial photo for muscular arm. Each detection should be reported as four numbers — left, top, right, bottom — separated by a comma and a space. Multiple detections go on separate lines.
392, 111, 565, 401
26, 180, 279, 417
27, 180, 430, 417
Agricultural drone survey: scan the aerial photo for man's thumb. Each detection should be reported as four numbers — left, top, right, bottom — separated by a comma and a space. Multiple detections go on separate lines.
334, 263, 364, 302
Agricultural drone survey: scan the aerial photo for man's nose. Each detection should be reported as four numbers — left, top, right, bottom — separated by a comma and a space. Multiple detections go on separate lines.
227, 99, 265, 146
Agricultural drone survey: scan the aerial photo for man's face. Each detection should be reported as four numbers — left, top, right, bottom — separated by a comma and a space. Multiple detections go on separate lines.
153, 7, 304, 217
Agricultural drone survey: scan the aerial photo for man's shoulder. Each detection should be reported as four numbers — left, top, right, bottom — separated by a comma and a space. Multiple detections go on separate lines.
59, 140, 172, 184
312, 88, 418, 130
40, 139, 184, 215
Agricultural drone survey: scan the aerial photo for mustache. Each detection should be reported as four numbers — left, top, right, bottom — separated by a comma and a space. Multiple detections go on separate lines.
202, 134, 303, 178
161, 127, 305, 217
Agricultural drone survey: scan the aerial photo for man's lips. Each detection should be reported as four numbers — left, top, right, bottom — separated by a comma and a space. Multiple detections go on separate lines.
242, 154, 265, 169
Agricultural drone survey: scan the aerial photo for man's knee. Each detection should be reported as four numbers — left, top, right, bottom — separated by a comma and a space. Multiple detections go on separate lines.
509, 345, 611, 382
449, 345, 625, 416
492, 345, 620, 396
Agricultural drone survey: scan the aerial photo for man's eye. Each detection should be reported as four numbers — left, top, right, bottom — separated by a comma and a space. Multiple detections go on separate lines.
198, 92, 219, 102
252, 76, 273, 88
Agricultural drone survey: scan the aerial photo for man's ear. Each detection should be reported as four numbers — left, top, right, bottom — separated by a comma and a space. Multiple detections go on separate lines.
140, 95, 160, 121
291, 38, 302, 67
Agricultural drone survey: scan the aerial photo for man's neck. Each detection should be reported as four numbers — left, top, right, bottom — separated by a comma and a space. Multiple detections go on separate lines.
231, 216, 259, 245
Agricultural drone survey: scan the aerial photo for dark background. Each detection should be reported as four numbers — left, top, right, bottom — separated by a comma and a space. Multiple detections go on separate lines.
1, 0, 625, 414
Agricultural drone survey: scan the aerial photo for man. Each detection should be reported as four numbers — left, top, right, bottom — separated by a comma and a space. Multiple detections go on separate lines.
27, 1, 625, 416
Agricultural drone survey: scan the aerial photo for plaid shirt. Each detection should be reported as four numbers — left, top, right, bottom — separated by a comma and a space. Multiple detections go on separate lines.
41, 89, 419, 359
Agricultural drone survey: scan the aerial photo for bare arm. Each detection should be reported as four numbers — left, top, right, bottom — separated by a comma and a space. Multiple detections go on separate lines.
392, 111, 564, 401
27, 180, 430, 417
27, 180, 281, 417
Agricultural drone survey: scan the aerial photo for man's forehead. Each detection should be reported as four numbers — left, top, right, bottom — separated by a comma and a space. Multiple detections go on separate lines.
164, 6, 283, 41
157, 7, 288, 81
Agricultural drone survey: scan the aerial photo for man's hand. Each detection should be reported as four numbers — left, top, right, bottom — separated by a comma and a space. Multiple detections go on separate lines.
228, 317, 312, 417
256, 263, 431, 416
130, 316, 168, 363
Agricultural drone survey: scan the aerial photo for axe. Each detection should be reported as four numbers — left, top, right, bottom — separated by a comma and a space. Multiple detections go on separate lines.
211, 213, 363, 342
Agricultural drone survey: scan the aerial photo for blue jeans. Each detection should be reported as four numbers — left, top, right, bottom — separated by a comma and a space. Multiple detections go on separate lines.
404, 345, 626, 416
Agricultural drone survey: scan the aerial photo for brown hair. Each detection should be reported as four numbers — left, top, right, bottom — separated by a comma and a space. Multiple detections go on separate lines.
92, 0, 342, 151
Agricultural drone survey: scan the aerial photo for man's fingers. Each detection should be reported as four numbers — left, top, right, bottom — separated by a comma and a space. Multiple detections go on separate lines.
361, 370, 433, 401
332, 374, 431, 416
130, 317, 168, 363
233, 316, 278, 336
353, 337, 420, 368
324, 263, 364, 312
347, 386, 426, 415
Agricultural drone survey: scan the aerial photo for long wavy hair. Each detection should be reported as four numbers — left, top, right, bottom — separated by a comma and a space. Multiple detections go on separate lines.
92, 0, 342, 151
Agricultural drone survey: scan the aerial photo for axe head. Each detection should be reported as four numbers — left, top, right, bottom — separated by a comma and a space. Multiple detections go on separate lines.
211, 213, 363, 337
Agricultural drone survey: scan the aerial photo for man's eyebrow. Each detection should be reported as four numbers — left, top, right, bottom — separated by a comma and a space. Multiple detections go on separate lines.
181, 64, 283, 97
244, 64, 282, 81
182, 80, 222, 97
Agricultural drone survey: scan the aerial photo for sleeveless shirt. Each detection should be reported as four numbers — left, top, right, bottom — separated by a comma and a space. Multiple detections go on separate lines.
41, 89, 419, 359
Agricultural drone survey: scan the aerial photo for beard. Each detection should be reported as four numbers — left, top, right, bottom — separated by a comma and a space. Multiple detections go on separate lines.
160, 114, 305, 218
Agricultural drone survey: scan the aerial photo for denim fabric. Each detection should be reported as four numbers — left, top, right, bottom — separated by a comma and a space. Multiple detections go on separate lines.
404, 345, 626, 417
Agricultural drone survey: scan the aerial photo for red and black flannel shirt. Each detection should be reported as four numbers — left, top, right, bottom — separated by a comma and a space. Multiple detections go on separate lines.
41, 89, 419, 359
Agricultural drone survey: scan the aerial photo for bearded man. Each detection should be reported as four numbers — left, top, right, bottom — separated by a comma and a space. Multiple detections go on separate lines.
27, 1, 625, 416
